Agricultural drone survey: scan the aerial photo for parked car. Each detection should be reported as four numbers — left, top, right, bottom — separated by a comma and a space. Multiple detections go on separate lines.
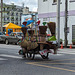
1, 32, 23, 45
0, 32, 5, 43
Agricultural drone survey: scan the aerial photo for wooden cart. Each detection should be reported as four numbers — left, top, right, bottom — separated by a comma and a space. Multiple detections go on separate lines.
19, 22, 58, 60
19, 41, 58, 60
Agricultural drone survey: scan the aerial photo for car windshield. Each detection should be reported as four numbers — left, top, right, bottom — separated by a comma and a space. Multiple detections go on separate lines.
0, 32, 3, 35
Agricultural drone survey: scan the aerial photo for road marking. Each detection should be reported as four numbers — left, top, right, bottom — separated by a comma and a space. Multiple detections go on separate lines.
0, 58, 7, 60
28, 58, 75, 64
58, 52, 75, 55
27, 63, 75, 72
49, 58, 75, 62
58, 49, 75, 55
16, 53, 19, 54
34, 63, 75, 65
0, 54, 22, 59
50, 54, 63, 55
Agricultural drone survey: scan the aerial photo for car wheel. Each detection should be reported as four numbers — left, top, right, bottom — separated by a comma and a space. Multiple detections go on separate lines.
15, 40, 20, 45
5, 39, 9, 45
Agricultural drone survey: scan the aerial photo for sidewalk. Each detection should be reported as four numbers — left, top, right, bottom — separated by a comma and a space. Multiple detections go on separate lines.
58, 48, 75, 50
58, 48, 75, 55
68, 44, 75, 48
59, 44, 75, 48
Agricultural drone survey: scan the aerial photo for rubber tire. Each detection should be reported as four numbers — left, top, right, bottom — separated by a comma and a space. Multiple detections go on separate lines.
27, 53, 32, 58
30, 53, 35, 60
15, 40, 20, 45
41, 53, 49, 59
27, 52, 35, 60
5, 39, 9, 45
15, 42, 18, 45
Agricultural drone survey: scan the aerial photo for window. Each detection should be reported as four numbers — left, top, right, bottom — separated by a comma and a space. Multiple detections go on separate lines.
43, 0, 47, 2
11, 13, 14, 16
16, 18, 18, 20
7, 12, 9, 15
70, 0, 75, 2
0, 32, 3, 35
4, 18, 7, 21
10, 33, 14, 36
20, 13, 22, 16
4, 8, 5, 11
43, 18, 47, 21
53, 0, 57, 3
7, 17, 9, 20
53, 0, 61, 3
52, 0, 62, 5
11, 17, 14, 21
7, 7, 9, 10
16, 13, 18, 16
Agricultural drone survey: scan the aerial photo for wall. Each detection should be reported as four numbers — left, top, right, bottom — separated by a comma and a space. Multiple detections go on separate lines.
38, 0, 75, 44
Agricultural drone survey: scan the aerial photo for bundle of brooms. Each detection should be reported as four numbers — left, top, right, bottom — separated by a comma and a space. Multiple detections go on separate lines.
47, 22, 56, 36
39, 26, 47, 35
20, 40, 38, 50
20, 40, 28, 48
28, 29, 34, 36
39, 26, 47, 42
27, 41, 38, 50
21, 27, 27, 37
28, 29, 34, 41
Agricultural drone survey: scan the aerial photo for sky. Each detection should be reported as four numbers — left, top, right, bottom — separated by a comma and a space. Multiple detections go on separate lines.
3, 0, 38, 12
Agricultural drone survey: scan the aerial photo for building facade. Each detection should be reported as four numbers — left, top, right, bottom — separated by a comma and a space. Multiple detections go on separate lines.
21, 12, 38, 26
0, 3, 23, 30
38, 0, 75, 44
22, 6, 38, 28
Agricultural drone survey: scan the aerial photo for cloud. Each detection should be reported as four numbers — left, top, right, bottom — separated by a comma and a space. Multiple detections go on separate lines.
3, 0, 38, 12
32, 7, 37, 12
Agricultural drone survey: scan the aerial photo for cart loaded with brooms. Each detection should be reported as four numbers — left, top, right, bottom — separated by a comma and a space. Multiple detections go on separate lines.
18, 21, 58, 60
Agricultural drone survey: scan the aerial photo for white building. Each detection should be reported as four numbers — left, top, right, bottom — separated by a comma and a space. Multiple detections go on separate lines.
38, 0, 75, 44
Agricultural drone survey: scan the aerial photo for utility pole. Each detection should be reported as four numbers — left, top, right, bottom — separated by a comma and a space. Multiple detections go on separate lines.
1, 0, 3, 32
57, 0, 60, 47
65, 0, 68, 47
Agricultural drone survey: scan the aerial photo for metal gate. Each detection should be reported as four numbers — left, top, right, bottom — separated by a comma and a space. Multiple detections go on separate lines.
72, 25, 75, 39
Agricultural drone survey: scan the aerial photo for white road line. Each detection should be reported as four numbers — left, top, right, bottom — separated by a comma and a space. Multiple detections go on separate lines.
35, 54, 63, 57
58, 52, 75, 55
0, 58, 7, 60
16, 53, 19, 54
59, 51, 75, 52
58, 50, 75, 54
50, 54, 63, 56
0, 54, 22, 59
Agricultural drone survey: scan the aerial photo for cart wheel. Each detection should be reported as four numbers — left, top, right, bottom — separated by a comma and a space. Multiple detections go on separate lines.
27, 53, 32, 58
46, 53, 49, 59
30, 53, 35, 60
22, 55, 26, 58
41, 53, 49, 59
27, 52, 35, 60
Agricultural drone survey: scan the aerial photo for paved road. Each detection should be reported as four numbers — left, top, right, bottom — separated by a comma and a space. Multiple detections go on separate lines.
0, 44, 75, 75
